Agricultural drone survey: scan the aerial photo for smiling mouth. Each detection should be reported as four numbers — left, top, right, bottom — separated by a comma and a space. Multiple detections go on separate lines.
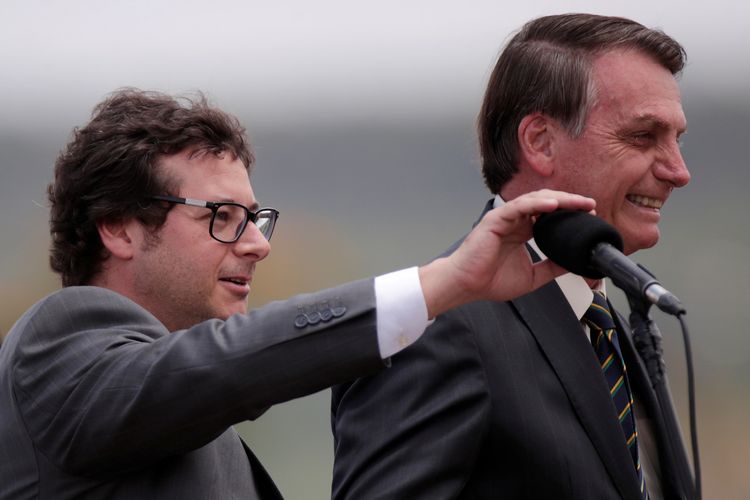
627, 194, 663, 209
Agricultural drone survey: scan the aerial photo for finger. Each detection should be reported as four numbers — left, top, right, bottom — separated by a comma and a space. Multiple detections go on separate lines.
509, 190, 596, 215
484, 192, 592, 231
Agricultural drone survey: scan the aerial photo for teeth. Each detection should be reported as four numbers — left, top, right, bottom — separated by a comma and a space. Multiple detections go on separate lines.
627, 195, 663, 209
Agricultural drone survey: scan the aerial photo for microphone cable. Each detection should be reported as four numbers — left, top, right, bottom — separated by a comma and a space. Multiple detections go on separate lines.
677, 312, 701, 500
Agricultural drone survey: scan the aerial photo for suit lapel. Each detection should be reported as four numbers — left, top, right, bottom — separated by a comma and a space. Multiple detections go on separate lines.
510, 281, 642, 499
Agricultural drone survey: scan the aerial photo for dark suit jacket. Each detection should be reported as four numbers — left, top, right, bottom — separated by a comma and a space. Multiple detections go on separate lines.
0, 280, 384, 499
331, 201, 694, 500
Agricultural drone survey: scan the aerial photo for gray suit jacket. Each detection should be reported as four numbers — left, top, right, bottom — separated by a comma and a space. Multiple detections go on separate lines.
0, 280, 384, 499
331, 201, 695, 500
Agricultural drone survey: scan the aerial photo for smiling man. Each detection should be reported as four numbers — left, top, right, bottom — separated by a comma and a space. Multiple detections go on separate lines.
331, 14, 696, 500
524, 48, 690, 256
0, 89, 595, 499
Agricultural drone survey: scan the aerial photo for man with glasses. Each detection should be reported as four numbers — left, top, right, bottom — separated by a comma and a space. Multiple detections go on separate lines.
0, 88, 593, 499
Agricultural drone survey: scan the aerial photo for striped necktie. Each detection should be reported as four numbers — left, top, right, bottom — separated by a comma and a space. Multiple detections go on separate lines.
583, 291, 649, 499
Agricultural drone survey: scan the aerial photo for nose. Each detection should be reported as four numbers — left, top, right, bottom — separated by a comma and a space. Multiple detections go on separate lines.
654, 140, 691, 188
232, 221, 271, 261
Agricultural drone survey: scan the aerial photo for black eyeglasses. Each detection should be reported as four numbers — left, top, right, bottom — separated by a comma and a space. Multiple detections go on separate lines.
149, 195, 279, 243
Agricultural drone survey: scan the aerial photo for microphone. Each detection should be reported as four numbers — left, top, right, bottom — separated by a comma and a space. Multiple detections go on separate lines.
533, 210, 685, 316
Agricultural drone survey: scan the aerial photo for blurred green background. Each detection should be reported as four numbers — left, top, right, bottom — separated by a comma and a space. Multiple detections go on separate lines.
2, 1, 748, 498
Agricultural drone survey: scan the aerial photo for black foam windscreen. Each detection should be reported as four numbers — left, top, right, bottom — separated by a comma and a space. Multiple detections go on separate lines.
532, 210, 624, 279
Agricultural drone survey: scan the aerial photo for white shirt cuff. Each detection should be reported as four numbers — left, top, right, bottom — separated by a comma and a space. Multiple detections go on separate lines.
374, 266, 432, 359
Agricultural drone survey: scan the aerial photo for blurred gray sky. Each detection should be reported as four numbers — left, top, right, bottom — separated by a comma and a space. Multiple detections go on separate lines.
2, 2, 749, 498
1, 0, 748, 131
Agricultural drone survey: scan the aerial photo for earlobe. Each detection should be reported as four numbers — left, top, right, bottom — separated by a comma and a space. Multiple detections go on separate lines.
518, 113, 556, 177
97, 219, 137, 260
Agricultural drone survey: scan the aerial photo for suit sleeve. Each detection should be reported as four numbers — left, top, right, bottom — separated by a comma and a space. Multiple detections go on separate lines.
331, 306, 491, 499
12, 281, 384, 476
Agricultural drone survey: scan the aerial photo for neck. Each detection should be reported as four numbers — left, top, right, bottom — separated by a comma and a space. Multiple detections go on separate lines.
586, 277, 602, 289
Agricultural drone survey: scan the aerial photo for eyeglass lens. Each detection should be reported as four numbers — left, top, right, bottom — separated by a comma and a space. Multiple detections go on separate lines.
211, 204, 274, 242
254, 214, 274, 239
211, 204, 247, 242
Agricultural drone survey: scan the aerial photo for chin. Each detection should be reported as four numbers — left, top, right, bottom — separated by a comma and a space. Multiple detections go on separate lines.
223, 304, 249, 319
623, 231, 660, 255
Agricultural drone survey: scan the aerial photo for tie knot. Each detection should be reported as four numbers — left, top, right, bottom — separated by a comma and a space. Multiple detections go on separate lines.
583, 291, 616, 331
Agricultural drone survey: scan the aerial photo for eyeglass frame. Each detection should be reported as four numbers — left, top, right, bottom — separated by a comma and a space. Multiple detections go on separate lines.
148, 195, 279, 243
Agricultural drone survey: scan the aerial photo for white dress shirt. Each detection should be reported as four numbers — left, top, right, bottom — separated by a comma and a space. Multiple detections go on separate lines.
373, 267, 431, 358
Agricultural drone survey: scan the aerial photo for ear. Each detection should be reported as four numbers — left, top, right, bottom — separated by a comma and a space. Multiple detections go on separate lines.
97, 219, 139, 260
517, 113, 557, 177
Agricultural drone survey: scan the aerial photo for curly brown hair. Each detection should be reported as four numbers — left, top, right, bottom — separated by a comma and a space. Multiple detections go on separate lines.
48, 88, 254, 287
478, 13, 686, 193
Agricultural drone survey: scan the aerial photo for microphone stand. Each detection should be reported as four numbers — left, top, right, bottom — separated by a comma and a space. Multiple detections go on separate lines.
627, 294, 700, 500
628, 297, 665, 386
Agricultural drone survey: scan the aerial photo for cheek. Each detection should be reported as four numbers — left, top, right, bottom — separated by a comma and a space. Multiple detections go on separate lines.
553, 146, 604, 194
159, 240, 220, 288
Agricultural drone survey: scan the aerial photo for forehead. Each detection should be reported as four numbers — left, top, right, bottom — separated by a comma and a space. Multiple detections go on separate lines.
588, 49, 686, 132
159, 150, 254, 202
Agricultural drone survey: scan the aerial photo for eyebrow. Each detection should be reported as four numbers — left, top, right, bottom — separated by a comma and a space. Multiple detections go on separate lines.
217, 198, 260, 211
630, 113, 687, 134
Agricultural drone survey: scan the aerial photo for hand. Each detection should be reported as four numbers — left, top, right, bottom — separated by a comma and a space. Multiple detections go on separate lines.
419, 190, 596, 318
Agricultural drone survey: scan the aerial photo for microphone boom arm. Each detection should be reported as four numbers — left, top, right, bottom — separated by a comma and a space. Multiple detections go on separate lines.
591, 243, 685, 316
